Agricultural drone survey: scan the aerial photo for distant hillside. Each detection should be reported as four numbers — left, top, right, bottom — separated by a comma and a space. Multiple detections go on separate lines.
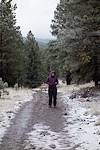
36, 38, 51, 49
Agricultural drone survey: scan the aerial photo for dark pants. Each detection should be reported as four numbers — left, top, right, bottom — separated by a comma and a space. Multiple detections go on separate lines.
48, 87, 57, 107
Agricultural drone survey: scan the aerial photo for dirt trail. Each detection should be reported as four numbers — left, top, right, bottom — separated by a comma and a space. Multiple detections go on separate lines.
0, 91, 69, 150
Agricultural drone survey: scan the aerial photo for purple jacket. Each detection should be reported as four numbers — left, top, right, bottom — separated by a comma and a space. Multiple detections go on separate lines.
47, 75, 58, 88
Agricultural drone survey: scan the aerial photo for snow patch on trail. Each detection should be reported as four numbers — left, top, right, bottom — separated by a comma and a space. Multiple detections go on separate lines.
24, 123, 61, 150
24, 123, 70, 150
0, 88, 33, 143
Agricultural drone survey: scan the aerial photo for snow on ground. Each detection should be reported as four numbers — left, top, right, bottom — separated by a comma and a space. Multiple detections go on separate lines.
24, 83, 100, 150
24, 123, 63, 150
0, 83, 100, 149
62, 87, 100, 150
62, 82, 100, 150
59, 81, 94, 95
0, 88, 33, 143
62, 93, 100, 150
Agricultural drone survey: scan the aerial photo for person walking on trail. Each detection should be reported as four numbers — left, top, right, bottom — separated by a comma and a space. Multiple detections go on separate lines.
66, 70, 72, 85
47, 71, 58, 108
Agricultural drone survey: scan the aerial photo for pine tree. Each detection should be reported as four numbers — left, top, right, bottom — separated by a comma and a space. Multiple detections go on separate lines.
51, 0, 100, 84
24, 31, 41, 87
0, 0, 25, 85
46, 40, 60, 74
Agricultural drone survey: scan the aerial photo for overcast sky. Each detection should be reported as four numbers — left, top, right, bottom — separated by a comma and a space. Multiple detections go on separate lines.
13, 0, 59, 39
